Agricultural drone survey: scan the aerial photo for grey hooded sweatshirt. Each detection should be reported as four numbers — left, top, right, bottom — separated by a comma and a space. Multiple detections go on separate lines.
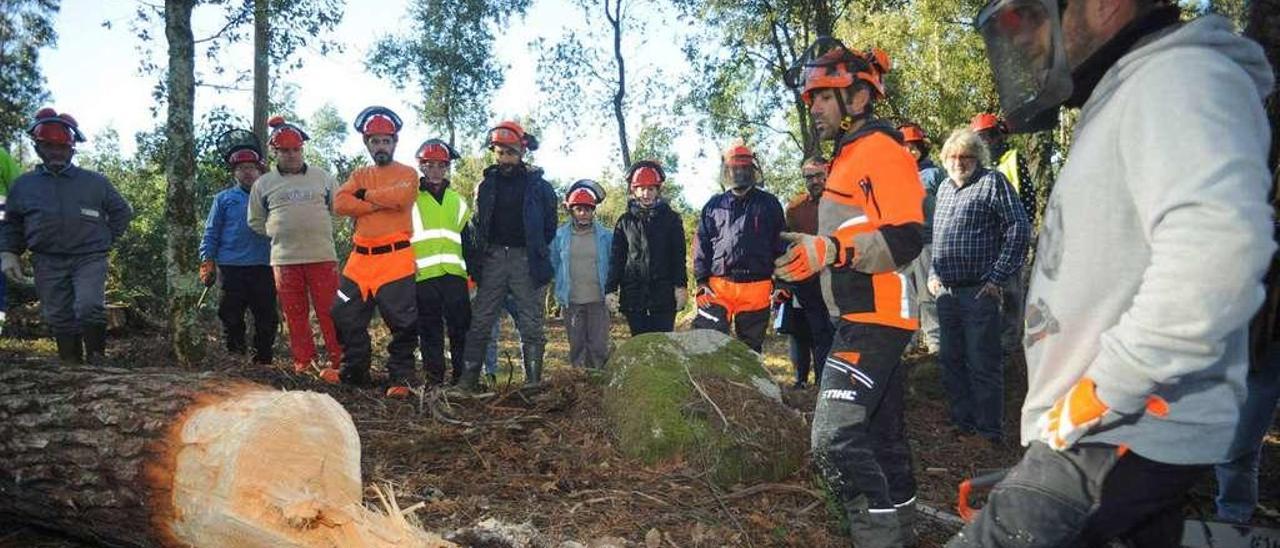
1021, 15, 1275, 464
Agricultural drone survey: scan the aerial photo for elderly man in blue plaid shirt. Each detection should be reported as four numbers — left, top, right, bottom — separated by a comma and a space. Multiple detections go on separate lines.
928, 127, 1030, 445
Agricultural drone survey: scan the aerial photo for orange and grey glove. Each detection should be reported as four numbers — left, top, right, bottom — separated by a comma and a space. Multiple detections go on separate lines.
772, 287, 793, 305
199, 259, 217, 287
1037, 377, 1169, 451
774, 232, 838, 282
695, 284, 716, 309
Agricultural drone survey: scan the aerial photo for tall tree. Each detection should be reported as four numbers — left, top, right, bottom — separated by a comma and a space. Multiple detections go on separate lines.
164, 0, 202, 365
0, 0, 60, 148
534, 0, 671, 171
252, 0, 268, 146
673, 0, 856, 159
367, 0, 532, 149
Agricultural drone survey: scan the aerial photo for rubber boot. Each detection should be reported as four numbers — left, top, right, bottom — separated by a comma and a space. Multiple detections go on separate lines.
897, 499, 918, 547
55, 335, 84, 365
522, 343, 544, 387
846, 502, 905, 548
455, 361, 482, 393
83, 323, 107, 365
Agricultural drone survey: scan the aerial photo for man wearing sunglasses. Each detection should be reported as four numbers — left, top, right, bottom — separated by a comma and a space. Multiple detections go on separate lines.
951, 0, 1274, 544
776, 40, 925, 547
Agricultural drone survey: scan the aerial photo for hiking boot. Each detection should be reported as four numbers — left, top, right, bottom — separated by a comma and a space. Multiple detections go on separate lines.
83, 323, 107, 365
455, 362, 482, 393
385, 385, 412, 399
319, 367, 341, 384
55, 334, 83, 365
293, 360, 313, 374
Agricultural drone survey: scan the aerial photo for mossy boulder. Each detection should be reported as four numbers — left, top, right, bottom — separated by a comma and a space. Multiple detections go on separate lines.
602, 330, 807, 487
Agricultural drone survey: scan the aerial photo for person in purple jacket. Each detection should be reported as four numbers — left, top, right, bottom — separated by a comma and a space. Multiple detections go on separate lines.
199, 137, 277, 364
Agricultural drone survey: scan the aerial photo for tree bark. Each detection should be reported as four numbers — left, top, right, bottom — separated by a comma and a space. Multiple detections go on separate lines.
253, 0, 270, 148
607, 0, 632, 170
165, 0, 204, 366
0, 365, 449, 547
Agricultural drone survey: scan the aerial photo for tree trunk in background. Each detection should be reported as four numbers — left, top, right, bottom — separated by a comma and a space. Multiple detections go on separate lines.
607, 0, 632, 170
164, 0, 203, 366
0, 365, 448, 547
253, 0, 270, 148
1246, 0, 1280, 173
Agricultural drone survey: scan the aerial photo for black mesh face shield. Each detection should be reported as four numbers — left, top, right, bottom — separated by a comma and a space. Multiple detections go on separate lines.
975, 0, 1073, 132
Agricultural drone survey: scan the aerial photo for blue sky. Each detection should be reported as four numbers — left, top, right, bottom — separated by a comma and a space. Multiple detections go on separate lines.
39, 0, 724, 206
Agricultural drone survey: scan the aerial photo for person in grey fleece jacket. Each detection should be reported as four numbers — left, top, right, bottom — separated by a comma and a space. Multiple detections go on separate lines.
951, 2, 1274, 546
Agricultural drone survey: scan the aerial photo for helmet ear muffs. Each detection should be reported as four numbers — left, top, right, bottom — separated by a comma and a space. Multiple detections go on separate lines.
523, 133, 539, 152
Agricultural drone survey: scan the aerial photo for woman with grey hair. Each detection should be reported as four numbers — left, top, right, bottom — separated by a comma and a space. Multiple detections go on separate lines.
927, 127, 1030, 445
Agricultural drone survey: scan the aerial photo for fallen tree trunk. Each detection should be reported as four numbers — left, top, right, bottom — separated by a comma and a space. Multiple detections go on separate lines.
0, 364, 449, 547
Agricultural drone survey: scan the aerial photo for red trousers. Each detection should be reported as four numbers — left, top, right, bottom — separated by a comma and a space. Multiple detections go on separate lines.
274, 261, 342, 367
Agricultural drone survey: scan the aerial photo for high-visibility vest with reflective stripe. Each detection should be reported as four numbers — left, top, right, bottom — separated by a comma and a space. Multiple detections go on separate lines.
997, 148, 1021, 195
410, 188, 470, 281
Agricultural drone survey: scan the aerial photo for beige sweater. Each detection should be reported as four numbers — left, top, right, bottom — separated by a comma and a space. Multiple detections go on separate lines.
247, 165, 338, 265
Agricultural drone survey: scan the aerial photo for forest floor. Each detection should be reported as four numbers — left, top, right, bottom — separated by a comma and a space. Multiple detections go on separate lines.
0, 301, 1276, 547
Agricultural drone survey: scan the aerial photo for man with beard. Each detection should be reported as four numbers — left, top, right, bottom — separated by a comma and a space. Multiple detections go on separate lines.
409, 138, 475, 386
779, 156, 834, 388
948, 0, 1274, 542
456, 121, 558, 391
321, 106, 419, 398
199, 133, 277, 364
928, 128, 1029, 446
899, 122, 946, 354
0, 108, 133, 364
606, 160, 687, 335
776, 42, 923, 546
248, 116, 343, 374
691, 143, 786, 353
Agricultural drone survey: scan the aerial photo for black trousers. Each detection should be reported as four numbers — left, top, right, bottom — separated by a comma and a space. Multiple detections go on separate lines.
217, 265, 278, 363
624, 310, 676, 335
416, 275, 471, 384
332, 274, 418, 384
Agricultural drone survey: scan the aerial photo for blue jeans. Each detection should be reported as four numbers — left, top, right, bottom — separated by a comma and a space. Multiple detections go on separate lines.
483, 293, 521, 375
1214, 346, 1280, 522
936, 285, 1004, 439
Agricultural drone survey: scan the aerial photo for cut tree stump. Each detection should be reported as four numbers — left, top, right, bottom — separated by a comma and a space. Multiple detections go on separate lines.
0, 364, 451, 547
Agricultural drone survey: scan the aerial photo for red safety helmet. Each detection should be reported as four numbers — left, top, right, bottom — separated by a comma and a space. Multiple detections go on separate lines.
488, 120, 539, 152
970, 113, 1006, 133
898, 123, 927, 143
796, 43, 891, 105
267, 115, 310, 148
353, 106, 403, 137
27, 107, 86, 145
723, 143, 758, 168
228, 149, 262, 166
565, 187, 598, 209
415, 139, 459, 163
626, 160, 666, 188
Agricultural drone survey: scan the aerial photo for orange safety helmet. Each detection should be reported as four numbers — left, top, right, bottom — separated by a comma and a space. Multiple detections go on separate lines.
267, 115, 310, 148
353, 106, 403, 137
898, 123, 927, 143
564, 186, 599, 209
722, 143, 758, 168
797, 45, 891, 105
488, 120, 539, 152
970, 113, 1006, 133
626, 160, 666, 188
27, 107, 86, 145
415, 139, 459, 163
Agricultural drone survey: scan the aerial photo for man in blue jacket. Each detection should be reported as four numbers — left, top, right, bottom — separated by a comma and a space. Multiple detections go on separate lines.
0, 108, 133, 364
457, 121, 558, 391
199, 136, 276, 364
692, 143, 786, 352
